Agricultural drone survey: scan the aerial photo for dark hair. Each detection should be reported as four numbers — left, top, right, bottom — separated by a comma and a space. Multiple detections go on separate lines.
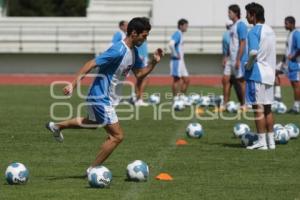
119, 20, 127, 28
127, 17, 151, 36
177, 18, 188, 29
245, 2, 265, 22
229, 4, 240, 19
285, 16, 296, 25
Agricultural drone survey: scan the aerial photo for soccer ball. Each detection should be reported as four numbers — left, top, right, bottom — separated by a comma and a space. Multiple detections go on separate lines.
186, 123, 204, 138
273, 123, 284, 131
189, 93, 201, 104
5, 162, 29, 185
271, 101, 279, 112
173, 100, 185, 111
226, 101, 238, 113
276, 102, 287, 114
126, 160, 149, 182
241, 132, 258, 147
198, 96, 211, 107
88, 166, 112, 188
274, 127, 290, 144
149, 94, 160, 104
233, 123, 250, 138
284, 123, 299, 139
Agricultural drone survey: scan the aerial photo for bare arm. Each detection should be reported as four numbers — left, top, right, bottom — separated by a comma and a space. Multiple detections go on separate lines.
63, 59, 97, 95
235, 40, 246, 69
132, 48, 164, 80
246, 50, 257, 70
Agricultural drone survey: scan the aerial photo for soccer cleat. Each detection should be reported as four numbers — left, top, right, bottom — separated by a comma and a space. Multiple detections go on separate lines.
268, 144, 276, 150
213, 105, 226, 113
45, 122, 64, 142
239, 105, 248, 113
246, 141, 268, 150
134, 99, 149, 106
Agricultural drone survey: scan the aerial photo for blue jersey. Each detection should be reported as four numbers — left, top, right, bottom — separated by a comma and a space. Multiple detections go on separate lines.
137, 41, 148, 66
229, 20, 248, 64
286, 29, 300, 72
170, 30, 183, 60
246, 24, 276, 85
88, 41, 144, 106
222, 31, 230, 56
111, 30, 126, 45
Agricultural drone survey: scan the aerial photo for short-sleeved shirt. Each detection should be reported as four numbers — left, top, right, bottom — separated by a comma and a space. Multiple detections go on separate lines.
170, 30, 184, 60
111, 30, 126, 45
88, 41, 144, 106
246, 24, 276, 85
229, 19, 248, 64
286, 29, 300, 70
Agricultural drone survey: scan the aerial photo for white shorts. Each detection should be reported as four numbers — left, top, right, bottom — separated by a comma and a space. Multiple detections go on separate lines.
223, 60, 244, 79
87, 103, 118, 125
246, 81, 274, 105
170, 59, 189, 77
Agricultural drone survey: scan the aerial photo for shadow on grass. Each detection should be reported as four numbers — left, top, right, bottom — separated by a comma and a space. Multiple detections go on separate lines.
46, 175, 87, 181
209, 142, 243, 149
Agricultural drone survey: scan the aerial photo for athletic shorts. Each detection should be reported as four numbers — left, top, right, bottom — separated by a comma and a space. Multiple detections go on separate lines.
87, 102, 118, 125
288, 62, 300, 81
170, 59, 189, 77
246, 80, 274, 105
223, 60, 244, 79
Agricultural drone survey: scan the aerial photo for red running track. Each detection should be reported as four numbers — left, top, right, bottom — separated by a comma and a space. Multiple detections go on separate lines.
0, 74, 291, 86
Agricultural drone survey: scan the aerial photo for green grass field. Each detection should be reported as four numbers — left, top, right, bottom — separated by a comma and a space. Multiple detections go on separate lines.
0, 85, 299, 200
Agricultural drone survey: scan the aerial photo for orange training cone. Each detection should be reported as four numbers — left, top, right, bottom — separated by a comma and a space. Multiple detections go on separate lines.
176, 139, 188, 146
155, 173, 173, 181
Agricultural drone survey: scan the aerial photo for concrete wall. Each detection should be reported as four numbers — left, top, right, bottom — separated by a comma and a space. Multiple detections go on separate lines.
0, 53, 283, 75
153, 0, 300, 27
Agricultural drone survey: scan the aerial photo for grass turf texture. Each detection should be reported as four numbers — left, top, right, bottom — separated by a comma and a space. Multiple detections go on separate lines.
0, 85, 299, 200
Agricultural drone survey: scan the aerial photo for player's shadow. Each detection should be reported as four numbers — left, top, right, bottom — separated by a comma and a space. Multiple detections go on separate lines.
209, 142, 242, 149
46, 175, 87, 181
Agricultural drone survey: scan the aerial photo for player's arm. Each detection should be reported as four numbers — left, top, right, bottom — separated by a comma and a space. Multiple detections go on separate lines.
246, 30, 259, 70
235, 22, 247, 69
222, 37, 229, 67
63, 60, 97, 95
133, 48, 164, 79
288, 31, 300, 61
168, 40, 179, 58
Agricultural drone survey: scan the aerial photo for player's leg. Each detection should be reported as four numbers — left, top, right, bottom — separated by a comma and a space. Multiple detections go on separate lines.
289, 80, 300, 113
46, 117, 98, 142
221, 75, 231, 111
246, 81, 267, 150
231, 75, 243, 104
236, 77, 246, 111
264, 104, 275, 149
89, 122, 124, 168
274, 73, 282, 101
172, 76, 181, 97
180, 60, 190, 95
135, 76, 149, 106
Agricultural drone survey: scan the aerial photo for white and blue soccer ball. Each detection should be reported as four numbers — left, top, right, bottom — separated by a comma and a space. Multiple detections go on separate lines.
273, 123, 284, 131
186, 123, 204, 138
198, 96, 211, 107
274, 127, 290, 144
173, 100, 185, 111
241, 132, 258, 147
275, 102, 287, 114
226, 101, 239, 113
233, 123, 250, 138
271, 101, 279, 112
149, 94, 160, 104
5, 162, 29, 185
88, 166, 112, 188
284, 123, 299, 139
189, 93, 201, 104
126, 160, 149, 182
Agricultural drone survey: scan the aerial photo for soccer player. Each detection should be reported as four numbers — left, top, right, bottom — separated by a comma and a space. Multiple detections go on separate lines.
284, 16, 300, 114
220, 5, 248, 112
169, 18, 190, 103
111, 20, 128, 45
46, 17, 163, 172
245, 3, 276, 150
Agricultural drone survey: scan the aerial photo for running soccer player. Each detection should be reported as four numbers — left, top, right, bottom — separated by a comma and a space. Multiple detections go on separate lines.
220, 5, 248, 112
284, 16, 300, 114
245, 3, 276, 150
46, 17, 163, 172
169, 18, 190, 103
